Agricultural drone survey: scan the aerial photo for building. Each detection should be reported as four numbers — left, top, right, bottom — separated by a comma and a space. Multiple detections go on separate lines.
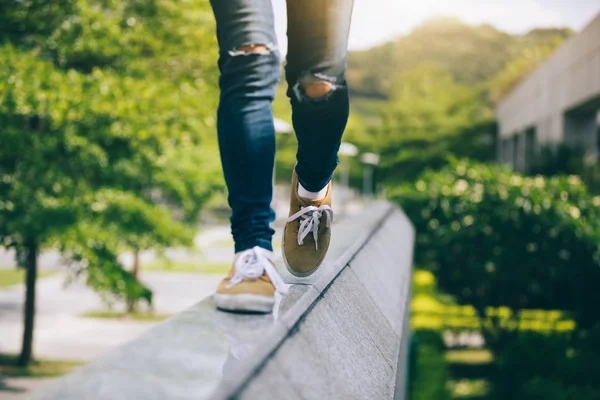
496, 13, 600, 171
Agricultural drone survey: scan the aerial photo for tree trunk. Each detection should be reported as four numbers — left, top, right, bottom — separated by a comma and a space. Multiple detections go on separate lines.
132, 250, 140, 281
18, 240, 38, 366
127, 250, 140, 313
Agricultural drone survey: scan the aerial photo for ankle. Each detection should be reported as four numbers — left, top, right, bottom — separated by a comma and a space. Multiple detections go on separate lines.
298, 182, 328, 200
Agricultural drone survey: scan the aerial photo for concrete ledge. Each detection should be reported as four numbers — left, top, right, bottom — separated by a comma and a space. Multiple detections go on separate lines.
36, 202, 414, 400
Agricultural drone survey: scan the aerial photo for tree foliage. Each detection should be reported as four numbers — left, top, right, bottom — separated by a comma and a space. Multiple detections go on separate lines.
0, 1, 223, 363
376, 65, 496, 185
487, 32, 568, 103
491, 330, 600, 400
347, 17, 572, 99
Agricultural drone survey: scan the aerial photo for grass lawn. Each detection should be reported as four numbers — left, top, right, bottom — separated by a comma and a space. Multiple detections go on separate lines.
0, 354, 83, 378
412, 271, 492, 399
0, 269, 55, 289
447, 349, 493, 399
446, 349, 493, 365
448, 379, 490, 399
143, 259, 230, 275
80, 310, 171, 322
411, 270, 574, 332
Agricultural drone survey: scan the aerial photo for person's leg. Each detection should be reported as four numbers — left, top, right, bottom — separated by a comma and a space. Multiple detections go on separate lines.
210, 0, 280, 253
282, 0, 354, 276
211, 0, 287, 313
286, 0, 354, 192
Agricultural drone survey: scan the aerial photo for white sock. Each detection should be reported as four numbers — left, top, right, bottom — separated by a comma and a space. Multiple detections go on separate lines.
298, 182, 328, 200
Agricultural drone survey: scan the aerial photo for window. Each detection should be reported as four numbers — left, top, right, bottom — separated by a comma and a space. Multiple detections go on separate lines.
512, 134, 520, 169
525, 128, 537, 170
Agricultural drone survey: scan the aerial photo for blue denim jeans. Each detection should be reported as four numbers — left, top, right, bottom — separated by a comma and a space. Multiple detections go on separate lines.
210, 0, 353, 253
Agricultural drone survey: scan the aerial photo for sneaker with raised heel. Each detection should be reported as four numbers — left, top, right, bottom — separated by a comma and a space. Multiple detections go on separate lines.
215, 246, 288, 313
282, 171, 334, 277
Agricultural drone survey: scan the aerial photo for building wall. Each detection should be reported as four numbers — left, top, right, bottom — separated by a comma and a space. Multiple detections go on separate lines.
495, 12, 600, 169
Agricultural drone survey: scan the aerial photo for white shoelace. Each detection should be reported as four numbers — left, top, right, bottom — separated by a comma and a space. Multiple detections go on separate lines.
226, 246, 288, 294
287, 205, 333, 250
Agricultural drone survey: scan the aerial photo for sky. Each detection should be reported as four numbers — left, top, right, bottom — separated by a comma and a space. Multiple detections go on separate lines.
272, 0, 600, 54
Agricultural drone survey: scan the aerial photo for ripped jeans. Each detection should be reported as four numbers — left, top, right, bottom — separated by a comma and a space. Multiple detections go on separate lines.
210, 0, 353, 253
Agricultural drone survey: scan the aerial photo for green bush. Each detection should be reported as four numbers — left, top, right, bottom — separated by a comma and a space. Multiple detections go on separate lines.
529, 144, 587, 177
521, 378, 600, 400
392, 160, 600, 333
491, 328, 600, 399
530, 143, 600, 195
492, 332, 570, 398
410, 330, 451, 400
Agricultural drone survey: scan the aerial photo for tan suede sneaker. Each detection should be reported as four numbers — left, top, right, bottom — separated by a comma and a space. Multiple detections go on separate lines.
282, 171, 334, 277
214, 246, 287, 313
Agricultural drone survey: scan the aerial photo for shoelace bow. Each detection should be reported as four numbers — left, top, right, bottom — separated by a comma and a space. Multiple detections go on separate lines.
287, 205, 333, 250
226, 246, 288, 294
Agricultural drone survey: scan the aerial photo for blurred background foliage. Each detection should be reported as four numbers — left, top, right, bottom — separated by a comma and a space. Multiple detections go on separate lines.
404, 161, 600, 399
0, 0, 223, 303
398, 160, 600, 328
347, 17, 572, 99
0, 0, 224, 364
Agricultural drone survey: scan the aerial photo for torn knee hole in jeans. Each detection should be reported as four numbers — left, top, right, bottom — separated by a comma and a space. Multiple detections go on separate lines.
293, 73, 337, 102
228, 43, 276, 57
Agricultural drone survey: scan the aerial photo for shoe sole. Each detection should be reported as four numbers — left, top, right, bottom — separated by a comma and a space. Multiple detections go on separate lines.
214, 293, 274, 313
281, 241, 322, 278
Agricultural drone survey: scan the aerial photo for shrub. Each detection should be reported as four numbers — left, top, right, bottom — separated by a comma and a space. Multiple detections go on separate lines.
491, 328, 600, 399
392, 160, 600, 335
529, 143, 600, 195
410, 330, 451, 400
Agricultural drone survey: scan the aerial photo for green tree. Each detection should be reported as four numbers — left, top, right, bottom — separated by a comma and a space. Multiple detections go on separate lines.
0, 0, 222, 365
347, 17, 572, 99
379, 65, 495, 185
487, 32, 568, 103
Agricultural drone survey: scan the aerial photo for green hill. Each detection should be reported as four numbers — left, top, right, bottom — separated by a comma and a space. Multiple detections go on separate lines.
336, 18, 574, 186
347, 17, 573, 100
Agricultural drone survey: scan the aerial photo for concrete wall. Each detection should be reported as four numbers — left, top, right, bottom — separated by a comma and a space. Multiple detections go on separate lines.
238, 209, 414, 400
496, 12, 600, 169
36, 202, 415, 400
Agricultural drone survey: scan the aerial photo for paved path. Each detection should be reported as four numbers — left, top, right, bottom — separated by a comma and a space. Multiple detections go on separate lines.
0, 377, 56, 400
0, 224, 245, 364
0, 272, 221, 361
0, 226, 234, 272
0, 196, 365, 398
0, 271, 221, 398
